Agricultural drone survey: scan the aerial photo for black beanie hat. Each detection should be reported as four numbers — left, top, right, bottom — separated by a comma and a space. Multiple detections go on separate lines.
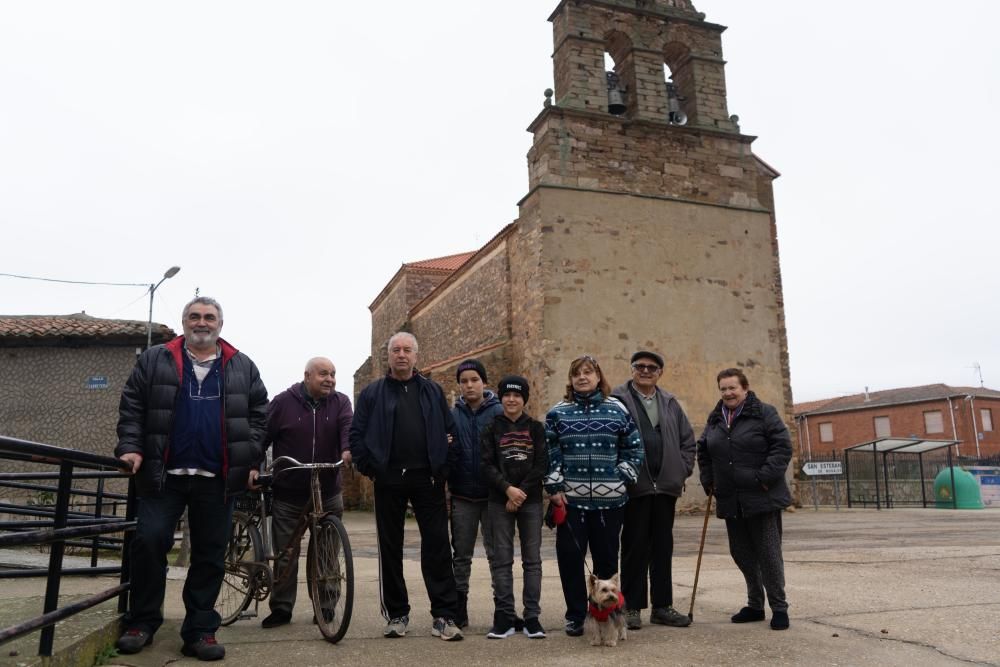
456, 359, 487, 383
497, 375, 530, 403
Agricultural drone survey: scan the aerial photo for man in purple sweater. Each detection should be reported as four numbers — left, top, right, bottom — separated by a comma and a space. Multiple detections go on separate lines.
253, 357, 353, 628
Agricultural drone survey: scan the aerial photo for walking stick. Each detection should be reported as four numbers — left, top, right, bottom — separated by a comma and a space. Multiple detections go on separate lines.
688, 492, 713, 621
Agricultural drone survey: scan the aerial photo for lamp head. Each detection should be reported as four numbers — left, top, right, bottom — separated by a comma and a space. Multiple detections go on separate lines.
164, 266, 181, 279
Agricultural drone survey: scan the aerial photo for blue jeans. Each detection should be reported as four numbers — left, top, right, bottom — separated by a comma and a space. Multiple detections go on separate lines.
487, 501, 542, 621
555, 505, 624, 624
126, 474, 234, 643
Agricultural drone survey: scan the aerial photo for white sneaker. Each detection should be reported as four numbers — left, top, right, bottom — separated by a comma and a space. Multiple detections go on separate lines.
431, 617, 464, 641
383, 615, 409, 638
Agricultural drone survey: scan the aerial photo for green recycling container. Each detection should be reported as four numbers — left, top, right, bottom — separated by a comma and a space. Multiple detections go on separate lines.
933, 467, 984, 509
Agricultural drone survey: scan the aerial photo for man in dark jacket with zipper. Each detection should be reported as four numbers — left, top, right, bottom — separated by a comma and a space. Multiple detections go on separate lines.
447, 359, 503, 628
114, 297, 267, 661
254, 356, 352, 629
349, 332, 463, 641
611, 350, 696, 630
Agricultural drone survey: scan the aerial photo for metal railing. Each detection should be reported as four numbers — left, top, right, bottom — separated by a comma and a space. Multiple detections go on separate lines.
0, 435, 136, 657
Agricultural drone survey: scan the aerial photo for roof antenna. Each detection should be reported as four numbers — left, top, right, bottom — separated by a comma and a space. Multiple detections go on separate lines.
970, 362, 983, 388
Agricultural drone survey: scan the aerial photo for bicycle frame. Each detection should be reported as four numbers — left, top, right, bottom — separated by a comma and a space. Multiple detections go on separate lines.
266, 456, 344, 587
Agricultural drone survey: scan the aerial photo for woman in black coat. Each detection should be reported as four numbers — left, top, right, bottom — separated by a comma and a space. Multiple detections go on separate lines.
697, 368, 792, 630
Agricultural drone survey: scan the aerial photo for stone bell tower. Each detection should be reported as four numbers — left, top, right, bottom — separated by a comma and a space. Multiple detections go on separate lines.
510, 0, 794, 438
352, 0, 796, 510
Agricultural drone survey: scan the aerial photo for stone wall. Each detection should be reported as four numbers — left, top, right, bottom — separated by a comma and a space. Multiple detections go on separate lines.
410, 244, 511, 370
527, 108, 762, 208
369, 270, 453, 379
0, 344, 138, 500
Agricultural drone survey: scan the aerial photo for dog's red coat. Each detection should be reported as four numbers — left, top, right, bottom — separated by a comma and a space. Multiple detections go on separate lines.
588, 591, 625, 622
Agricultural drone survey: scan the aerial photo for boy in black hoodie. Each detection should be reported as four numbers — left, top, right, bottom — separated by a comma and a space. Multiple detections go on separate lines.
480, 376, 548, 639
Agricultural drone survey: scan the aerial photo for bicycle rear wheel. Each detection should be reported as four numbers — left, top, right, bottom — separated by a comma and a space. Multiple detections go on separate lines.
217, 511, 263, 626
307, 514, 353, 643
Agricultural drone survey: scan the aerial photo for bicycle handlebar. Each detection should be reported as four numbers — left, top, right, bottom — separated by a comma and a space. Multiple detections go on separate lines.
267, 455, 345, 478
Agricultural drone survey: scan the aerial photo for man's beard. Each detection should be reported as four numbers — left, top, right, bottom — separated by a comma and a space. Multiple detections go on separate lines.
188, 331, 218, 347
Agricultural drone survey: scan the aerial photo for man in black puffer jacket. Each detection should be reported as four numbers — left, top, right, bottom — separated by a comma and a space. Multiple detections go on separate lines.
114, 297, 268, 661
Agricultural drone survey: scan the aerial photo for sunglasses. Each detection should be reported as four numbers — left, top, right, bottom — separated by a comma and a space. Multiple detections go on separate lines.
631, 363, 661, 373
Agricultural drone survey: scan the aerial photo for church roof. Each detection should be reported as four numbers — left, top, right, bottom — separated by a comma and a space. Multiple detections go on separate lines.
403, 252, 476, 272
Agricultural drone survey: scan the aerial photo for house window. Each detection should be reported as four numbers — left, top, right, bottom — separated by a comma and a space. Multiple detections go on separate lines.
982, 408, 994, 432
923, 410, 944, 434
874, 416, 891, 438
819, 422, 834, 442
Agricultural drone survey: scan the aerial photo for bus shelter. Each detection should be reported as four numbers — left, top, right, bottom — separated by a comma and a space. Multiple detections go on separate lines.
844, 438, 959, 509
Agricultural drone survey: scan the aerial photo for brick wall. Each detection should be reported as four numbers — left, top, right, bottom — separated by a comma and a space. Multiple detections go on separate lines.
799, 397, 1000, 458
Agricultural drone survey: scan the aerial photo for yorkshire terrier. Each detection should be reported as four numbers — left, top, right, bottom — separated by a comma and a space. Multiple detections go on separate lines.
585, 573, 627, 647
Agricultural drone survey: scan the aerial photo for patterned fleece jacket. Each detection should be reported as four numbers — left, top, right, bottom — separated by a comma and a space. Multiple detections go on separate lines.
544, 390, 643, 510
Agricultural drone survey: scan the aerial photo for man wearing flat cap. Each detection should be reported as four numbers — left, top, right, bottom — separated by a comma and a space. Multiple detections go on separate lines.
611, 351, 696, 629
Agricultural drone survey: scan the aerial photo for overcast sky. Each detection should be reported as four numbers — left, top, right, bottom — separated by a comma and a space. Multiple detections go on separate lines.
1, 1, 997, 404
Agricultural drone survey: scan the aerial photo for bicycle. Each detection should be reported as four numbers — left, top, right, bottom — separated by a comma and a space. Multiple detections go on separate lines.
216, 456, 354, 643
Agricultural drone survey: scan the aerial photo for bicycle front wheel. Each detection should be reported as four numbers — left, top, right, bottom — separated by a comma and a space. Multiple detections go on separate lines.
307, 514, 353, 643
217, 511, 263, 626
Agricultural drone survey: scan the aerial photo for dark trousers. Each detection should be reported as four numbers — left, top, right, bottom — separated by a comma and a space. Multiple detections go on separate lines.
555, 505, 624, 624
374, 471, 457, 620
449, 497, 493, 597
725, 510, 788, 613
487, 501, 543, 621
621, 494, 677, 609
126, 474, 233, 643
269, 493, 344, 615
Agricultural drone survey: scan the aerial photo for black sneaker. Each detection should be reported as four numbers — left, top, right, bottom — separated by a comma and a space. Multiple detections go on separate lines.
770, 610, 790, 630
731, 607, 766, 623
650, 606, 692, 627
564, 619, 584, 637
514, 616, 524, 632
181, 634, 225, 661
115, 628, 152, 654
262, 609, 291, 628
523, 617, 546, 638
487, 613, 515, 639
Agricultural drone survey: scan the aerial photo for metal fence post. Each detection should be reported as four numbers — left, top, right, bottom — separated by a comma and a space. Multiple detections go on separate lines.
38, 462, 74, 656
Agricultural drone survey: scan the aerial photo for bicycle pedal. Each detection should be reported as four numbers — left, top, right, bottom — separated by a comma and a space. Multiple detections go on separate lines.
237, 610, 258, 620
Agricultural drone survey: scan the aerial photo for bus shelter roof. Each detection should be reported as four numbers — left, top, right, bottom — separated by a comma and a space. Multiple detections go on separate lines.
844, 437, 959, 454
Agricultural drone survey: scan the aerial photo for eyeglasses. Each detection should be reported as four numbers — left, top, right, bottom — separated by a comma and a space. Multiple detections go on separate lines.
631, 363, 661, 373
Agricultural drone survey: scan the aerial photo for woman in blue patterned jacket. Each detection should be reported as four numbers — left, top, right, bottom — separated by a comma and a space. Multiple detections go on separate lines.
544, 355, 643, 637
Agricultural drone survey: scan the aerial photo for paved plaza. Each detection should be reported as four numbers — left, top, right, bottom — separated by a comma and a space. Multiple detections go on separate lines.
5, 507, 999, 666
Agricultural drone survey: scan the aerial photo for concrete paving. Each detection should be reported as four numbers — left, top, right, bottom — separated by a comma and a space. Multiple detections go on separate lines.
4, 507, 999, 666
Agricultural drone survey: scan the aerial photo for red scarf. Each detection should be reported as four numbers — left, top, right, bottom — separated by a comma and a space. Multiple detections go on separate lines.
588, 591, 624, 622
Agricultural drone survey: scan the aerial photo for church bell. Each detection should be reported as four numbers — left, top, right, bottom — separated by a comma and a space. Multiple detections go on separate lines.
606, 71, 626, 116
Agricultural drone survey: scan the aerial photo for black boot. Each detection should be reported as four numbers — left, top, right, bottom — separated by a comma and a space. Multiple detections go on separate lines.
456, 591, 469, 629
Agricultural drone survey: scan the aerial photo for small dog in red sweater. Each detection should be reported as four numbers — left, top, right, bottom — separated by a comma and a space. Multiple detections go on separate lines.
585, 573, 627, 647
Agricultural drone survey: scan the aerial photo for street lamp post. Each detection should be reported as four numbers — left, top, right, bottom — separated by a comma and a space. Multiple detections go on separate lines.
147, 266, 181, 349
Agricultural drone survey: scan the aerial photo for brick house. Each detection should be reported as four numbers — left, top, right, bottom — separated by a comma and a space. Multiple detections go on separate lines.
352, 0, 795, 510
794, 384, 1000, 459
0, 313, 175, 494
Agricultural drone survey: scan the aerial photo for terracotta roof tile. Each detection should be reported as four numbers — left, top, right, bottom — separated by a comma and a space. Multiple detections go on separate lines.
0, 313, 175, 342
794, 383, 1000, 416
403, 252, 475, 272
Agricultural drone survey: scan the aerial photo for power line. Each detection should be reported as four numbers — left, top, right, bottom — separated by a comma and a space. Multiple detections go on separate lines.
0, 272, 149, 288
